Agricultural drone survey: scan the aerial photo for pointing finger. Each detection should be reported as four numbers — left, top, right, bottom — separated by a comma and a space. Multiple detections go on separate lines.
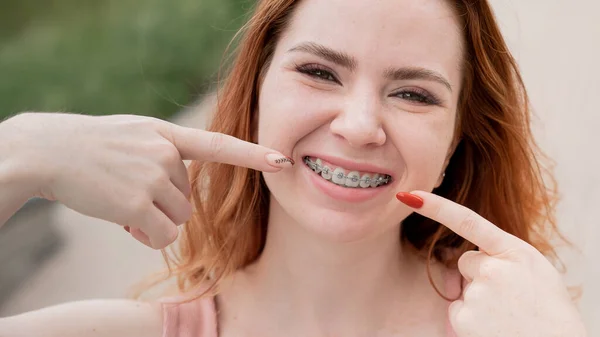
164, 124, 294, 172
396, 191, 522, 255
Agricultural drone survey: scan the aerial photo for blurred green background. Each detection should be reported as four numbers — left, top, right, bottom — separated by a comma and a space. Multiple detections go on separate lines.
0, 0, 250, 121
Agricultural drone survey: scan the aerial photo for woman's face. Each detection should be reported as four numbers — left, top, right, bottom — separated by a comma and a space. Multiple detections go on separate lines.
258, 0, 463, 242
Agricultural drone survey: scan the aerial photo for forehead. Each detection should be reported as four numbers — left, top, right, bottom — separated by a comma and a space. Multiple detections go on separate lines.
279, 0, 463, 83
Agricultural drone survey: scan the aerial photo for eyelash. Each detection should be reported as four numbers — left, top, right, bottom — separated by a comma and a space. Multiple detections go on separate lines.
294, 63, 442, 106
296, 63, 340, 84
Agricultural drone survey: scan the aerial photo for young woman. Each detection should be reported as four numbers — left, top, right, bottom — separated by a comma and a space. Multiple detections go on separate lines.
0, 0, 588, 336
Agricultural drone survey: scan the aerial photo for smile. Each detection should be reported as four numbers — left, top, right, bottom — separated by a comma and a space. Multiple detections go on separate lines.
303, 156, 392, 188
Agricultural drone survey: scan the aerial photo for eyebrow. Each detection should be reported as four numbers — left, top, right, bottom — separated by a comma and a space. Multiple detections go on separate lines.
288, 41, 453, 92
288, 42, 358, 70
384, 67, 452, 92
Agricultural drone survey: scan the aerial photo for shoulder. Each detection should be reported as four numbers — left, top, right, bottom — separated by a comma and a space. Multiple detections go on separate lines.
0, 299, 163, 337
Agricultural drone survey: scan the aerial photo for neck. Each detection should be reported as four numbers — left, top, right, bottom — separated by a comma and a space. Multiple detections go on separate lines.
218, 200, 450, 336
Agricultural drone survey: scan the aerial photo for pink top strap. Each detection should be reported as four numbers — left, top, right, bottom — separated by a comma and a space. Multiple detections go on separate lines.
161, 270, 463, 337
161, 295, 218, 337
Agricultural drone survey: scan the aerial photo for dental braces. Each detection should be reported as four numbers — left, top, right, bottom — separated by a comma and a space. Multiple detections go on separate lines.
303, 157, 391, 184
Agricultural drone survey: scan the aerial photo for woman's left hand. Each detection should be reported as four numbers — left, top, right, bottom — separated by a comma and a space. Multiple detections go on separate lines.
396, 191, 588, 337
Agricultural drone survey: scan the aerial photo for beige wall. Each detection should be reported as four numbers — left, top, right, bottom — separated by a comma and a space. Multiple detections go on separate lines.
2, 0, 598, 334
490, 0, 600, 330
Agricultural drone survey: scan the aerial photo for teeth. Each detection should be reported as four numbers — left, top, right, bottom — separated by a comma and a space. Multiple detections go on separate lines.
332, 167, 346, 185
321, 165, 333, 180
304, 157, 391, 188
370, 173, 380, 188
345, 171, 360, 188
314, 158, 323, 173
359, 173, 372, 188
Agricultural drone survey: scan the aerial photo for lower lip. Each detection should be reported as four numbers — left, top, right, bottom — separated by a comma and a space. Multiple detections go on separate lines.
303, 163, 392, 203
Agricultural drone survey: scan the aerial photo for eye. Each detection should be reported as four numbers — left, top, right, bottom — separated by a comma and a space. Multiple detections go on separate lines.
295, 64, 340, 84
392, 88, 441, 106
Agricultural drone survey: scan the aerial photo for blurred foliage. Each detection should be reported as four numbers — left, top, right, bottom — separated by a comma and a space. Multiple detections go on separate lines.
0, 0, 252, 120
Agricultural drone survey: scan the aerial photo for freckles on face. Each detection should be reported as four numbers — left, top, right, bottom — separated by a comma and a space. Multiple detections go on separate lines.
257, 58, 345, 154
254, 0, 463, 237
384, 111, 455, 190
258, 0, 462, 154
257, 67, 312, 152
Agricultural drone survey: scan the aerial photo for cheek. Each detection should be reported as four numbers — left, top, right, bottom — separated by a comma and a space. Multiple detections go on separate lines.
387, 113, 454, 181
257, 70, 339, 149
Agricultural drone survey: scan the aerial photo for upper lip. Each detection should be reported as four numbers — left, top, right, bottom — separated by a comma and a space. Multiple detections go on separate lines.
302, 153, 396, 178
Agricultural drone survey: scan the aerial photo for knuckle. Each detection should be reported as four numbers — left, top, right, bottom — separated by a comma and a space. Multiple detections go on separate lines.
478, 259, 509, 282
148, 169, 171, 189
519, 244, 540, 261
127, 196, 151, 222
154, 225, 178, 249
130, 116, 161, 130
507, 245, 541, 271
181, 180, 192, 199
463, 282, 485, 303
457, 252, 474, 273
431, 203, 443, 220
452, 305, 474, 328
458, 214, 478, 237
166, 226, 179, 244
478, 261, 496, 280
156, 143, 181, 166
458, 250, 478, 263
143, 116, 163, 128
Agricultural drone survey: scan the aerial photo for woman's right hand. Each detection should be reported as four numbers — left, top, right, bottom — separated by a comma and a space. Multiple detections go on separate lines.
1, 112, 293, 249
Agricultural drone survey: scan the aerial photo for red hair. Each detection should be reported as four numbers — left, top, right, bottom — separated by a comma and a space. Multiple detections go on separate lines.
141, 0, 569, 301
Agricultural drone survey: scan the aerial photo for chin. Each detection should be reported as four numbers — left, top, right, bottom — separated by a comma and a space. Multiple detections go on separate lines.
268, 187, 410, 244
301, 209, 399, 243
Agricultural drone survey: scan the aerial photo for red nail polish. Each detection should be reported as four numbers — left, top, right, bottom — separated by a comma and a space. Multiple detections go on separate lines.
395, 192, 424, 208
124, 226, 131, 233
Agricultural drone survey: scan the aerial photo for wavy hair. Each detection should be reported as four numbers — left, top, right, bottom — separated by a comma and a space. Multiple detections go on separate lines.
141, 0, 569, 301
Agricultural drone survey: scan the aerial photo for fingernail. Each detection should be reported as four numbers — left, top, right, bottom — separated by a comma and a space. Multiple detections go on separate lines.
124, 226, 131, 233
395, 192, 424, 208
265, 153, 294, 169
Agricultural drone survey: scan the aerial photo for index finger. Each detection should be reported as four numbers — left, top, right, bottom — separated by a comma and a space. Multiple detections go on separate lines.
167, 124, 293, 172
399, 191, 520, 255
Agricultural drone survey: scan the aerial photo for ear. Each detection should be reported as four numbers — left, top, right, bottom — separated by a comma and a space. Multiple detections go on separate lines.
435, 137, 461, 188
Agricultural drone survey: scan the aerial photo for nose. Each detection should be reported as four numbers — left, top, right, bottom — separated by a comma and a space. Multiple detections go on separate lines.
329, 91, 386, 148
